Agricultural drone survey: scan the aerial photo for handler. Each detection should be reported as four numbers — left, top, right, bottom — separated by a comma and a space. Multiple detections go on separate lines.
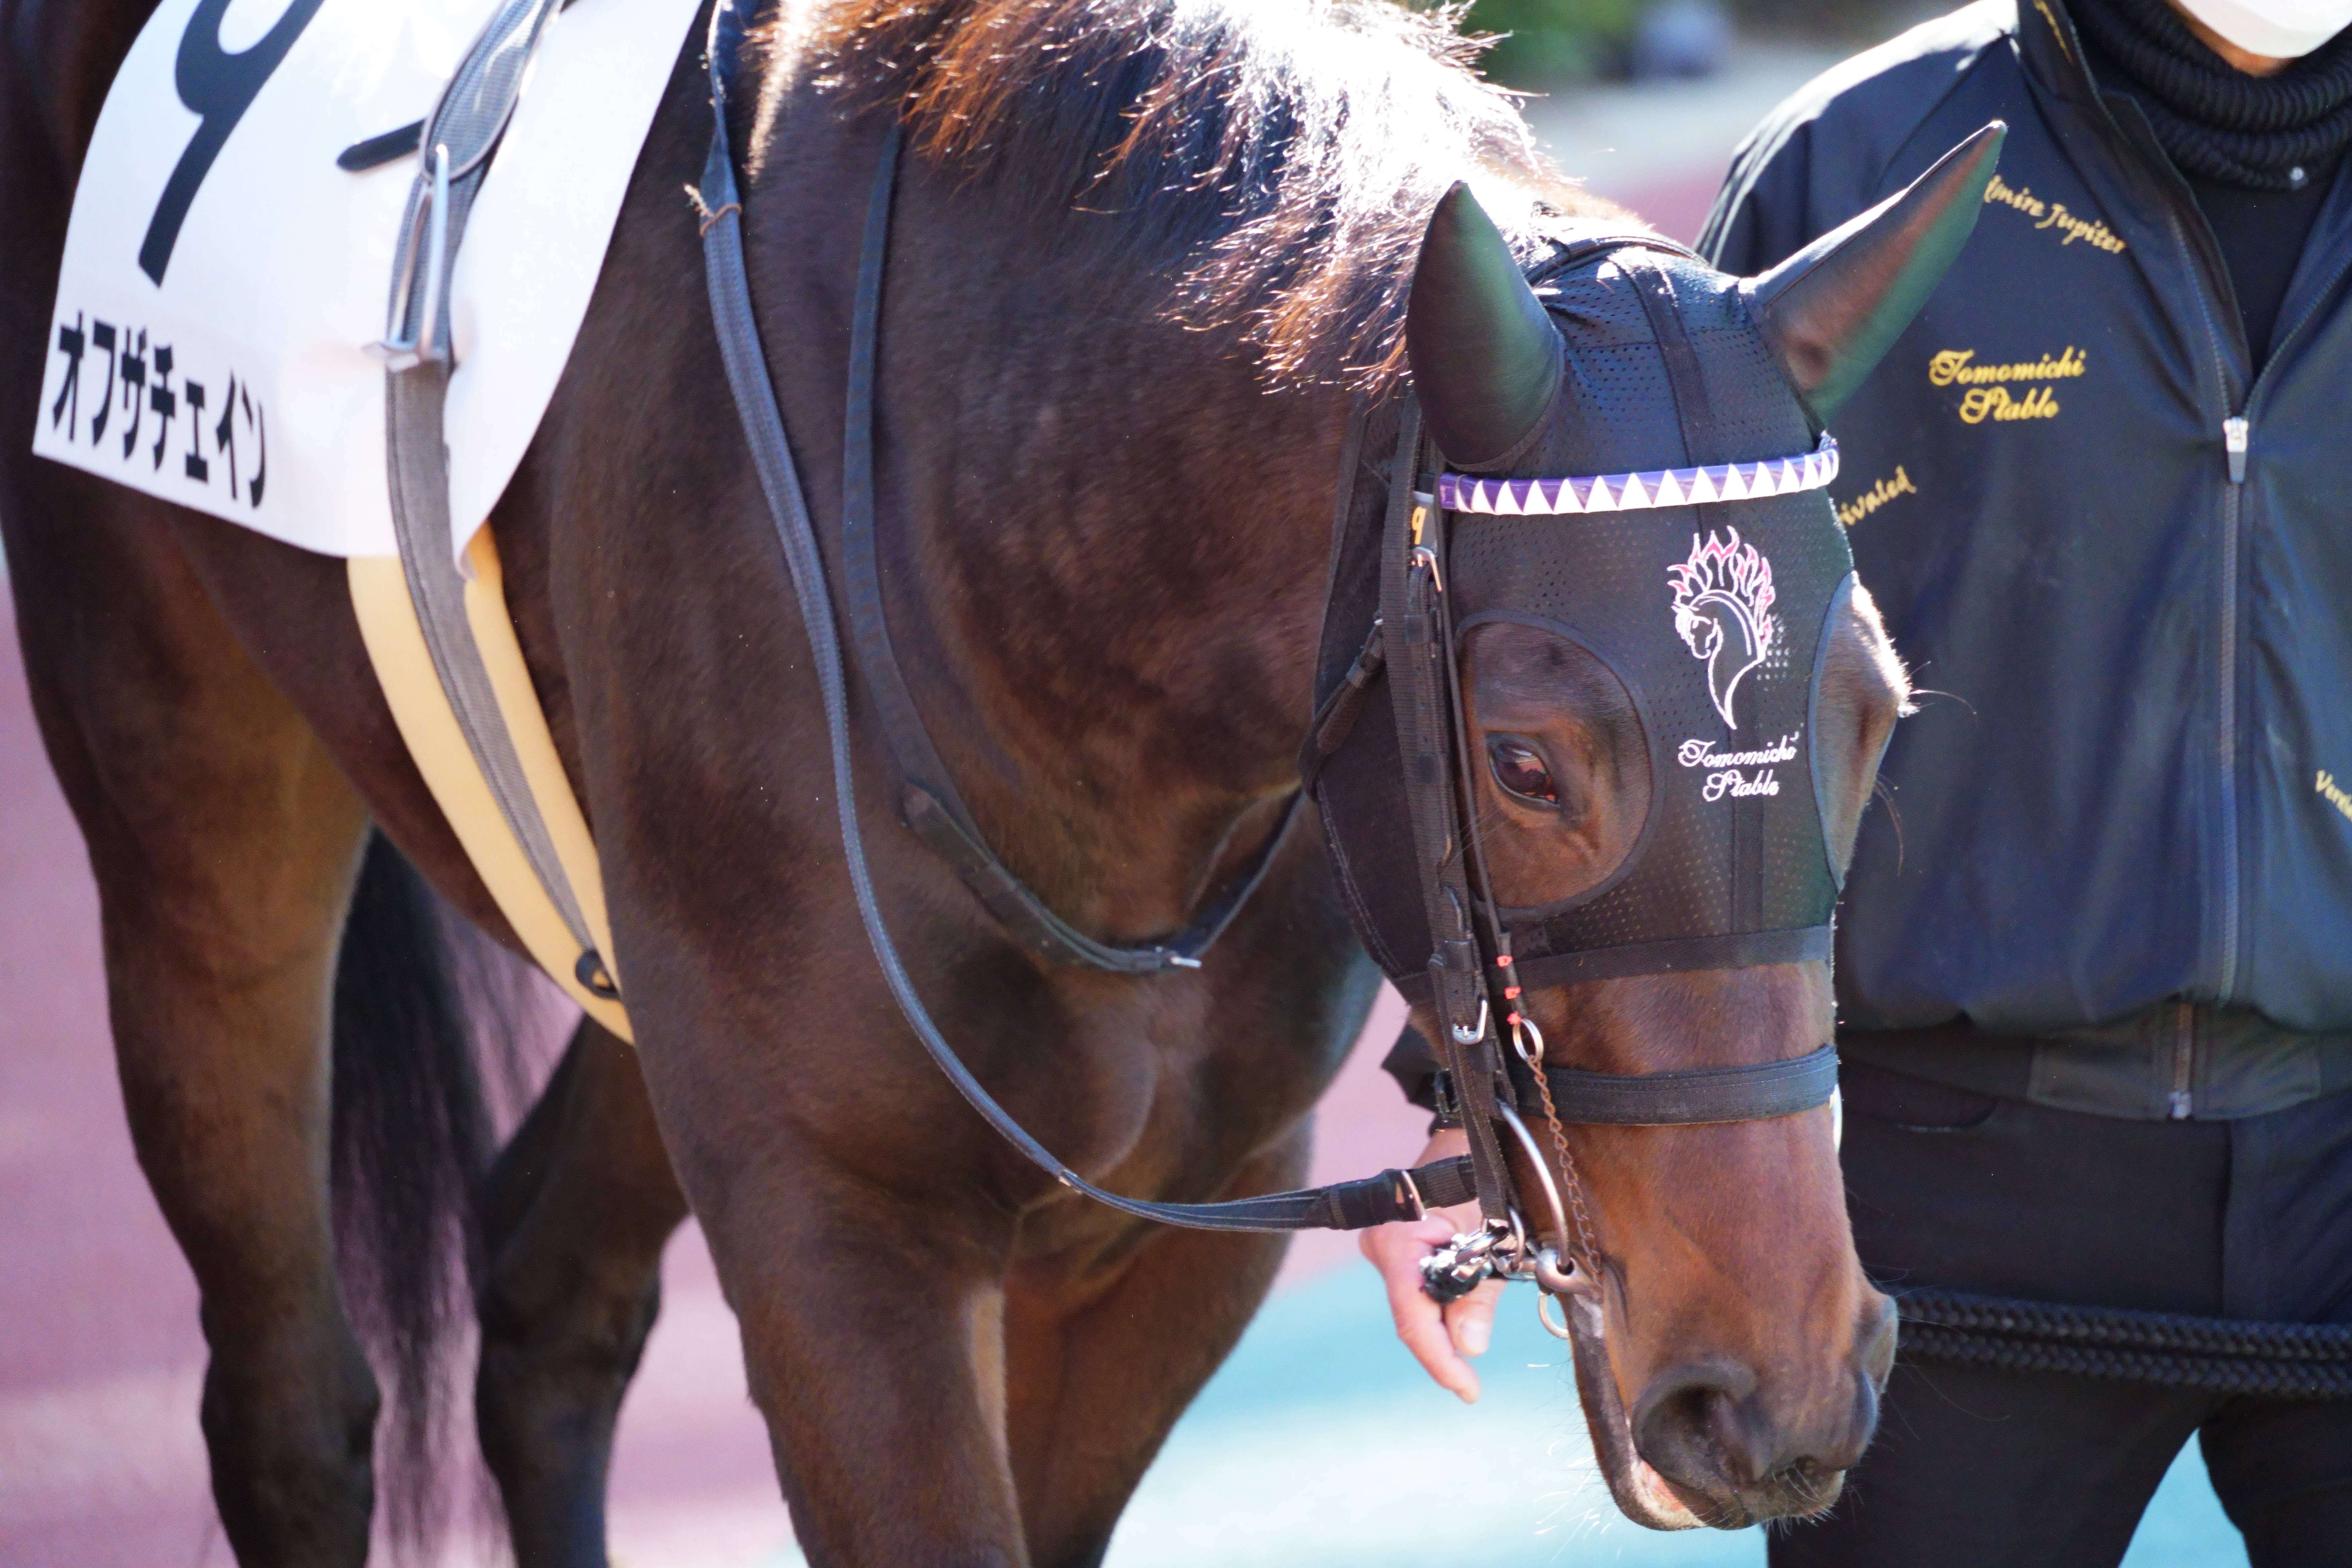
1365, 0, 2352, 1560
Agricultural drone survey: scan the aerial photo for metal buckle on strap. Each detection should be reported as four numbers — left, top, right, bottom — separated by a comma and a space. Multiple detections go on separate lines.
1391, 1166, 1426, 1223
370, 142, 451, 371
1409, 542, 1444, 594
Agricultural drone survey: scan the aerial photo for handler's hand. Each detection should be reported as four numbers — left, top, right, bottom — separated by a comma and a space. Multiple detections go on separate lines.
1359, 1128, 1503, 1404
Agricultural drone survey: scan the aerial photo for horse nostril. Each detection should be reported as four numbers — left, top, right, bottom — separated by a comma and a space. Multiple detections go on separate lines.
1633, 1363, 1772, 1491
1799, 1297, 1895, 1477
1701, 1387, 1776, 1486
1829, 1370, 1880, 1474
1859, 1290, 1899, 1389
1636, 1346, 1881, 1507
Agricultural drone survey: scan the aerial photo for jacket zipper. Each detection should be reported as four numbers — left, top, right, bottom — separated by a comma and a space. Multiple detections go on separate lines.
2046, 12, 2253, 1010
2201, 249, 2352, 1002
2156, 193, 2247, 1007
2217, 434, 2243, 1003
2056, 9, 2352, 1012
2169, 1000, 2195, 1119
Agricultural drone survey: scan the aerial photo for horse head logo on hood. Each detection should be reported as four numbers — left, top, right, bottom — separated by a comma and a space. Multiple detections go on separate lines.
1669, 528, 1779, 729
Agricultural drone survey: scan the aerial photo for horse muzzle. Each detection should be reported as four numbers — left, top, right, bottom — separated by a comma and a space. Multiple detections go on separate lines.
1565, 1283, 1896, 1531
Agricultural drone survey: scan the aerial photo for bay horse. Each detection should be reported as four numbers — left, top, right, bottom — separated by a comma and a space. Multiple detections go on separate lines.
2, 0, 1956, 1561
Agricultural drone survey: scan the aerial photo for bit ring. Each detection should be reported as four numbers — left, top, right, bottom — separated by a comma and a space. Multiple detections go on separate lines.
1493, 1102, 1572, 1268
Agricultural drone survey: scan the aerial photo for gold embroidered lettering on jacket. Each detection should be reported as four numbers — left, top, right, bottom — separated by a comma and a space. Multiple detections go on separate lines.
1985, 174, 2048, 218
2320, 769, 2352, 824
1930, 346, 2088, 386
1982, 174, 2127, 253
2037, 204, 2126, 251
1837, 466, 1916, 527
1958, 386, 2061, 423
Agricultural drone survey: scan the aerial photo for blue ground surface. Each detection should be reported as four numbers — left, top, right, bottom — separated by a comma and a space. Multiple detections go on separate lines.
1097, 1265, 2249, 1567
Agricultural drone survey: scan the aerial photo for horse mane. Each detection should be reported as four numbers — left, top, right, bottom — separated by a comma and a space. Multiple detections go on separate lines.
797, 0, 1608, 386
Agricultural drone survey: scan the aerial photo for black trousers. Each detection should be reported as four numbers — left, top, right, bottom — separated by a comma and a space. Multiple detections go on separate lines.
1772, 1058, 2352, 1568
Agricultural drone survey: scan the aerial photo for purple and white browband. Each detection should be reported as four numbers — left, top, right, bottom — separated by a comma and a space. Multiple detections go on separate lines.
1436, 433, 1839, 517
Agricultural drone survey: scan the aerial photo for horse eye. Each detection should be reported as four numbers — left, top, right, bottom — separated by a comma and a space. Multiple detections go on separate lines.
1488, 739, 1558, 806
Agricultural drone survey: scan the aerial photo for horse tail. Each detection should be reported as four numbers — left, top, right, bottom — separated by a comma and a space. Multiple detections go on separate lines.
329, 829, 502, 1552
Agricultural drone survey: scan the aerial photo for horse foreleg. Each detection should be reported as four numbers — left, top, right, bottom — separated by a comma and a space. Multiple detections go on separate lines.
475, 1015, 687, 1568
13, 511, 381, 1563
1002, 1134, 1307, 1568
679, 1146, 1028, 1567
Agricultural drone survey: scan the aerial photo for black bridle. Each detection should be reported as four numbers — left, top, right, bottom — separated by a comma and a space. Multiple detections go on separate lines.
692, 0, 1835, 1266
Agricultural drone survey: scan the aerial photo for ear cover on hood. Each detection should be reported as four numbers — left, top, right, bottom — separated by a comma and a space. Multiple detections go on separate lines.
1405, 183, 1563, 466
1747, 122, 2005, 419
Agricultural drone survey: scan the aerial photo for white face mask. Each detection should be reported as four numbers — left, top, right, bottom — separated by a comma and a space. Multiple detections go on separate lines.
2172, 0, 2352, 58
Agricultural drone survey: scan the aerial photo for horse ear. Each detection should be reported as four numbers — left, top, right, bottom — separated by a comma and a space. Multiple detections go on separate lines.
1407, 183, 1562, 467
1748, 122, 2006, 419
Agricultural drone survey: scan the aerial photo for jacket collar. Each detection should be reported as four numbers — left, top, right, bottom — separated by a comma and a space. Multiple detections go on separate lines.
2013, 0, 2196, 217
2016, 0, 2106, 109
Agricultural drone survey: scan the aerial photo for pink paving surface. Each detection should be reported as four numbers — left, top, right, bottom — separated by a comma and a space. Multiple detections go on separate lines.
0, 172, 1719, 1568
1617, 170, 1730, 254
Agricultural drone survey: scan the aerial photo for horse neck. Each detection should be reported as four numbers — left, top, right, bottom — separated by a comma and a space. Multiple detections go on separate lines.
24, 0, 151, 176
866, 153, 1351, 936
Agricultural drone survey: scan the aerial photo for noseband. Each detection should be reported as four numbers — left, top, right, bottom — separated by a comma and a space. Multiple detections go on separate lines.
693, 0, 1836, 1309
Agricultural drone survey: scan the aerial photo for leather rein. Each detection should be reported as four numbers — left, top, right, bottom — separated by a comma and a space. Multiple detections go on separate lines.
692, 0, 1835, 1258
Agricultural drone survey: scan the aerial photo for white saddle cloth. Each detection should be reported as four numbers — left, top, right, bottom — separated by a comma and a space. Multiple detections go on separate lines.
32, 0, 700, 562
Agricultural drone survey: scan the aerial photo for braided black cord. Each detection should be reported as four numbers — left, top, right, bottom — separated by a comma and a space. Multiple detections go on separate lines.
1899, 1289, 2352, 1401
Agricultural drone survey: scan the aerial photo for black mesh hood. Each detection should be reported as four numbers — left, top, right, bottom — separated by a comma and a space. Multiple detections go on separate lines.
1311, 239, 1855, 999
1450, 500, 1852, 977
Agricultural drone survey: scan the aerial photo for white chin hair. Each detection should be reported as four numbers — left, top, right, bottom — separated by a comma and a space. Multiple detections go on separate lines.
2174, 0, 2352, 57
1631, 1457, 1704, 1528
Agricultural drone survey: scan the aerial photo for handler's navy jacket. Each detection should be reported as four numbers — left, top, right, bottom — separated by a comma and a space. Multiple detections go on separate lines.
1703, 0, 2352, 1043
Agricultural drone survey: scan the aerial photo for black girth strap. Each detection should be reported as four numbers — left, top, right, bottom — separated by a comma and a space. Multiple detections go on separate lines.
697, 0, 1462, 1233
837, 126, 1300, 975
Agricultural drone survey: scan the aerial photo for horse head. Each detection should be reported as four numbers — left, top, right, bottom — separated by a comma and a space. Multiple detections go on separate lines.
1396, 124, 2002, 1529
